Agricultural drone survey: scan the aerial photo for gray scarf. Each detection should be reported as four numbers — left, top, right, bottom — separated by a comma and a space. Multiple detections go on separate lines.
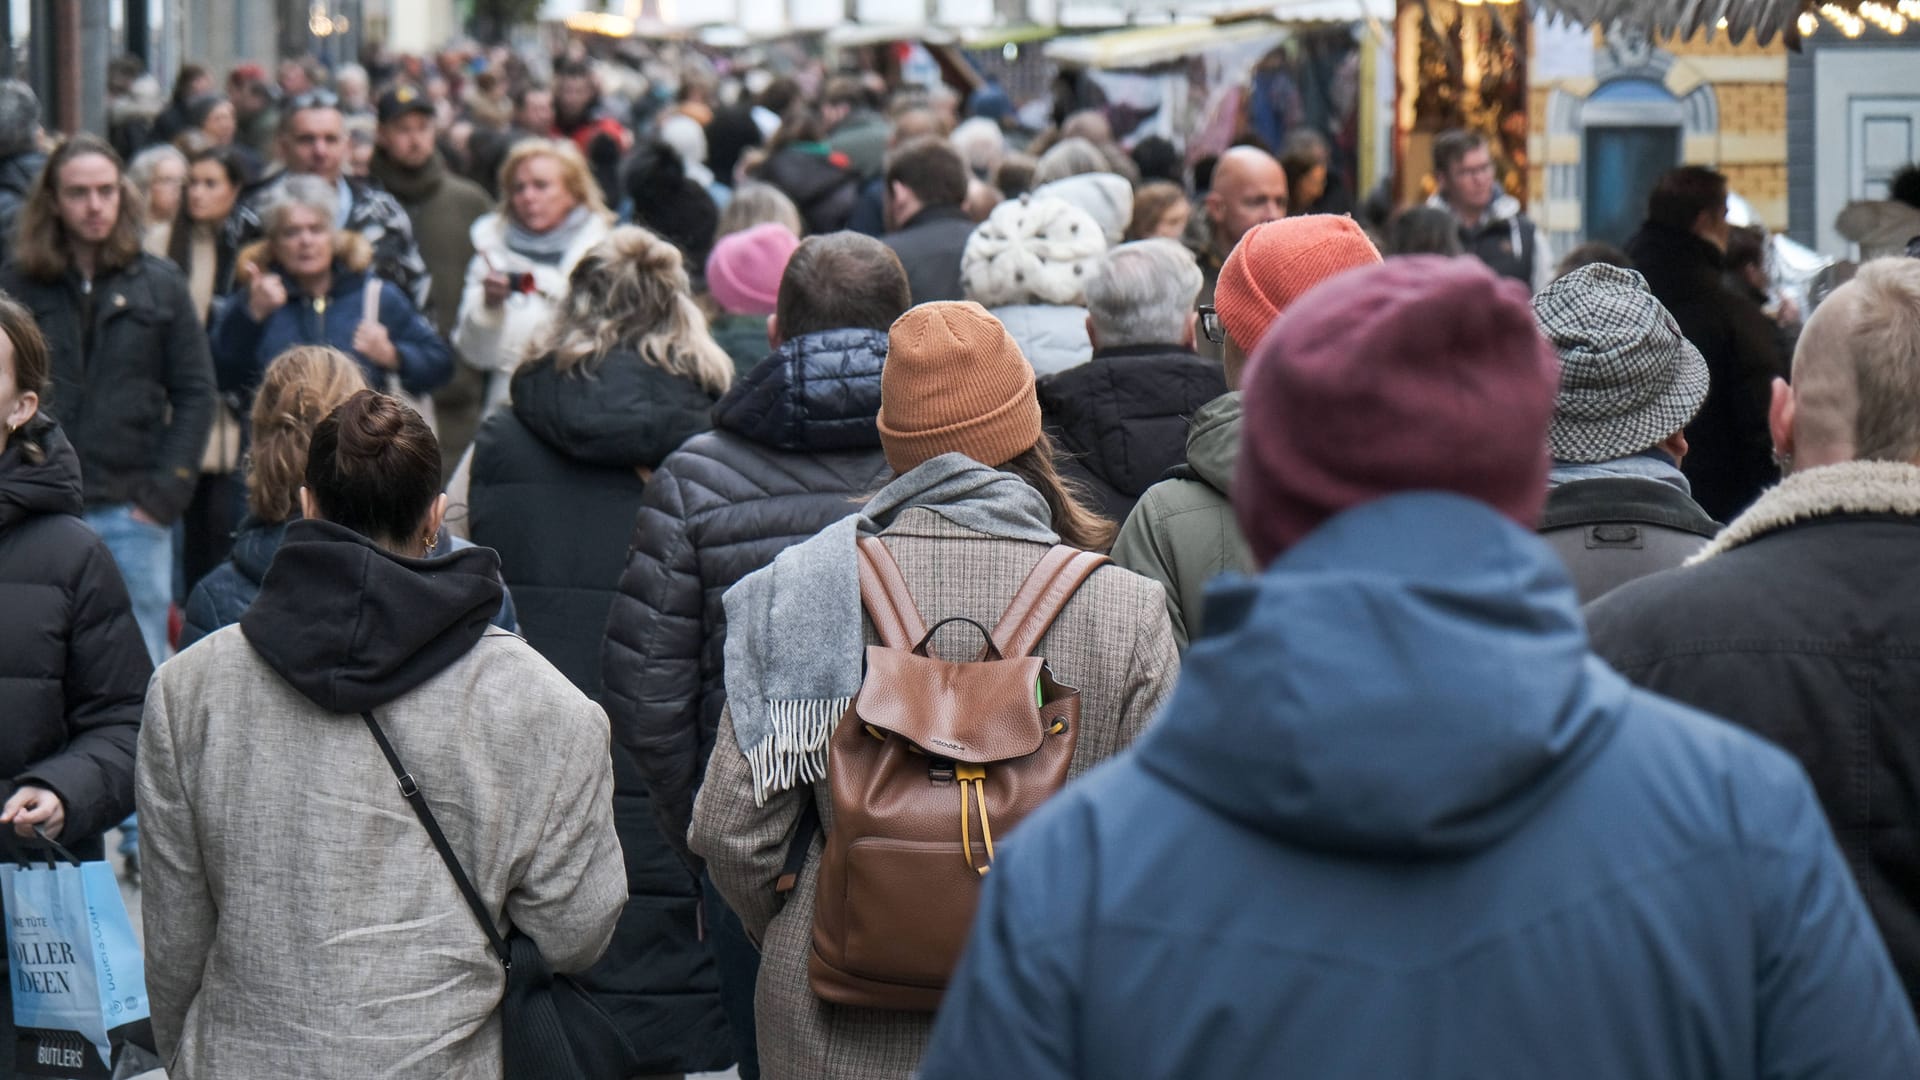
506, 205, 594, 265
721, 454, 1059, 804
1548, 451, 1691, 496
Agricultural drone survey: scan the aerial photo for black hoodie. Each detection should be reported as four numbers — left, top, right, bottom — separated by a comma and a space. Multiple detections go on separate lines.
0, 425, 149, 848
240, 519, 504, 715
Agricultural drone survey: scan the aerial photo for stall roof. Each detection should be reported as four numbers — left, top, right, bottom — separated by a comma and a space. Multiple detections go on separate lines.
823, 23, 959, 48
1045, 19, 1289, 68
1271, 0, 1395, 19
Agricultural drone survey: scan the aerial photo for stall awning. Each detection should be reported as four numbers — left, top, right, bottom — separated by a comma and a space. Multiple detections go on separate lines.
1045, 20, 1290, 69
824, 23, 959, 48
1271, 0, 1395, 20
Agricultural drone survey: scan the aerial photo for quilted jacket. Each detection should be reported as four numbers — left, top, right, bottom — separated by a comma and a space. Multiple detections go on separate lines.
601, 327, 893, 870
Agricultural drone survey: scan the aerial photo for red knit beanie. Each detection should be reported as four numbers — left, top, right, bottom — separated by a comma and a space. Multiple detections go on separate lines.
1214, 215, 1381, 353
1233, 256, 1561, 565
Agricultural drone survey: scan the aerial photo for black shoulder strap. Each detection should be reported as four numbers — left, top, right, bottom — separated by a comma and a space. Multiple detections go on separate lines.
361, 710, 512, 969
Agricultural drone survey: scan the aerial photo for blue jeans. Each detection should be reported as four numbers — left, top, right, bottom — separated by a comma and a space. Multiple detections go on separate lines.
84, 504, 169, 862
83, 504, 172, 666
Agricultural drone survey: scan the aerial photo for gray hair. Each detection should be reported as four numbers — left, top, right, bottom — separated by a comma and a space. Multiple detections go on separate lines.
1084, 239, 1203, 348
1799, 256, 1920, 463
127, 143, 186, 193
262, 174, 340, 236
0, 80, 41, 159
1032, 137, 1108, 187
950, 117, 1004, 177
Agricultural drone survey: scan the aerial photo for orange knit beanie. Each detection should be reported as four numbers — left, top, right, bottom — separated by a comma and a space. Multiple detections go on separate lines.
879, 301, 1043, 474
1215, 215, 1382, 354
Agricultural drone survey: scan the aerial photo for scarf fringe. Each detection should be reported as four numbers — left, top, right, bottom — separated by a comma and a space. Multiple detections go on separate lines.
748, 698, 848, 806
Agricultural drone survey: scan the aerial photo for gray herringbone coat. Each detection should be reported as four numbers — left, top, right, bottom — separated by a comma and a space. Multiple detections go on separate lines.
691, 510, 1180, 1079
137, 626, 628, 1078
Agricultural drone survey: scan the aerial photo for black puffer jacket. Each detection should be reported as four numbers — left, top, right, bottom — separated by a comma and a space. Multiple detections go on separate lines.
0, 425, 149, 848
601, 328, 892, 868
1038, 345, 1229, 525
754, 147, 860, 235
0, 149, 45, 266
468, 349, 730, 1074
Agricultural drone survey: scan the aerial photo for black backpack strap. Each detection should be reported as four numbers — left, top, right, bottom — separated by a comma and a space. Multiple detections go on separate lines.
774, 798, 821, 896
991, 546, 1111, 659
362, 710, 512, 969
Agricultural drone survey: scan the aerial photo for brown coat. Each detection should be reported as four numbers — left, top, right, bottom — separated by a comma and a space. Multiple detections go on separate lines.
690, 509, 1180, 1079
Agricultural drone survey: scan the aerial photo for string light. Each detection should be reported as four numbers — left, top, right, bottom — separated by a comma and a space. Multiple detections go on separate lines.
1859, 0, 1909, 32
1821, 2, 1866, 35
1799, 9, 1821, 32
1900, 0, 1920, 19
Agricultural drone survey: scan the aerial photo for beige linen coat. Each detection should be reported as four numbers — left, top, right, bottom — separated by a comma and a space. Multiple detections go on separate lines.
691, 510, 1180, 1079
136, 626, 628, 1078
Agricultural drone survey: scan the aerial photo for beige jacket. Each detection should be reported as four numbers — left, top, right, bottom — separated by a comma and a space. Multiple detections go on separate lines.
137, 626, 627, 1078
691, 510, 1180, 1080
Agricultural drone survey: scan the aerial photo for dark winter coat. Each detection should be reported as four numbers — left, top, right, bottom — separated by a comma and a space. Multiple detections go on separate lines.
1625, 222, 1785, 522
601, 328, 892, 870
208, 250, 452, 400
1585, 460, 1920, 1013
1038, 345, 1228, 525
1538, 476, 1719, 603
0, 426, 149, 847
754, 145, 859, 235
468, 349, 731, 1074
708, 313, 772, 381
880, 204, 977, 304
180, 517, 519, 651
0, 149, 45, 266
0, 255, 217, 524
924, 492, 1920, 1080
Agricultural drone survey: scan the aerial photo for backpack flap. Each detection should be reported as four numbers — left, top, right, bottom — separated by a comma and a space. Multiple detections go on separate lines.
854, 647, 1048, 763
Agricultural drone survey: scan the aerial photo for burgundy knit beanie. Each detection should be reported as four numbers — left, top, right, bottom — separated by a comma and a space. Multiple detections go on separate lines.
1233, 256, 1561, 565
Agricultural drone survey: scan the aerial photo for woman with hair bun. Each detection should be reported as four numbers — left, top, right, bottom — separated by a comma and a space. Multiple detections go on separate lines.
138, 389, 626, 1076
464, 223, 736, 1075
179, 346, 517, 650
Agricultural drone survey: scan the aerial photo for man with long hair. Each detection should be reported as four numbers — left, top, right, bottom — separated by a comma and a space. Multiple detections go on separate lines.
0, 133, 215, 667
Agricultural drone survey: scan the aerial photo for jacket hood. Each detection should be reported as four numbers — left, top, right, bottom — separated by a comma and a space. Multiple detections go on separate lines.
1038, 348, 1228, 498
235, 232, 375, 290
1181, 391, 1241, 493
0, 150, 45, 194
1836, 199, 1920, 250
230, 517, 292, 587
1139, 493, 1620, 856
0, 425, 84, 530
240, 518, 504, 714
510, 350, 719, 470
713, 327, 886, 453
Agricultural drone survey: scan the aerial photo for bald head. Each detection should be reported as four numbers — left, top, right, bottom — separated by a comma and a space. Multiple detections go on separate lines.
1206, 147, 1288, 257
1775, 257, 1920, 471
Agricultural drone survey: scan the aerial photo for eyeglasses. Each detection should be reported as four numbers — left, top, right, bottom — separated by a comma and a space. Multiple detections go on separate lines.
1198, 304, 1225, 345
286, 90, 340, 113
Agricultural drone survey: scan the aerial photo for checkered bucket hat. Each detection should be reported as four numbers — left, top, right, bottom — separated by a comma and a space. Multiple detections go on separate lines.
1532, 263, 1710, 464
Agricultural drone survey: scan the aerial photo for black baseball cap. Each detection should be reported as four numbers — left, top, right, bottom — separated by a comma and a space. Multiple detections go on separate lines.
376, 84, 434, 125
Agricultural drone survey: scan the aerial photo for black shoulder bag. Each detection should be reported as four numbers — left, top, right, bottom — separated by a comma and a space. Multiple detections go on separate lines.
360, 710, 641, 1080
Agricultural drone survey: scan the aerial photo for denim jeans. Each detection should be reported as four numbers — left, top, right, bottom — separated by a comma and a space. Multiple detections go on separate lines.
83, 504, 172, 667
84, 504, 169, 862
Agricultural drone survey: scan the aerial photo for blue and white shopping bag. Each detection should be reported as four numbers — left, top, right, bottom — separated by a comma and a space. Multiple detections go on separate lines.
2, 845, 149, 1078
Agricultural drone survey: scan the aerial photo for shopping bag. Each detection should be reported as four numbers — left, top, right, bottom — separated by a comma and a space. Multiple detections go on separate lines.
2, 837, 150, 1079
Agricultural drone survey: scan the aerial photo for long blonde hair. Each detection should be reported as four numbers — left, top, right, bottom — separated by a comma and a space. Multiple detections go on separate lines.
532, 225, 733, 396
495, 138, 612, 223
247, 346, 371, 522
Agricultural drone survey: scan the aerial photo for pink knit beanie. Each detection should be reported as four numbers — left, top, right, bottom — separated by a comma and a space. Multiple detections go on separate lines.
706, 222, 800, 316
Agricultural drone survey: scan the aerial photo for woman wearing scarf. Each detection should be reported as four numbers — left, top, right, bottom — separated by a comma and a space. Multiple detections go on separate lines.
690, 301, 1179, 1080
454, 138, 614, 415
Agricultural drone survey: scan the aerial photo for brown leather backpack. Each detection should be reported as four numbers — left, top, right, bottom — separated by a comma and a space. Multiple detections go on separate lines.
795, 536, 1109, 1012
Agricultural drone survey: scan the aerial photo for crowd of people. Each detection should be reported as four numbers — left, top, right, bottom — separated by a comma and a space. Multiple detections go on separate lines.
1, 33, 1919, 1080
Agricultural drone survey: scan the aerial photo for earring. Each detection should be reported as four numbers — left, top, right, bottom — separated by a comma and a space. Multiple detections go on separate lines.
422, 533, 439, 555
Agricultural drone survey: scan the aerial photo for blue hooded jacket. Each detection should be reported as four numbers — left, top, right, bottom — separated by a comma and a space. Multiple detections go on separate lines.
924, 493, 1919, 1079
